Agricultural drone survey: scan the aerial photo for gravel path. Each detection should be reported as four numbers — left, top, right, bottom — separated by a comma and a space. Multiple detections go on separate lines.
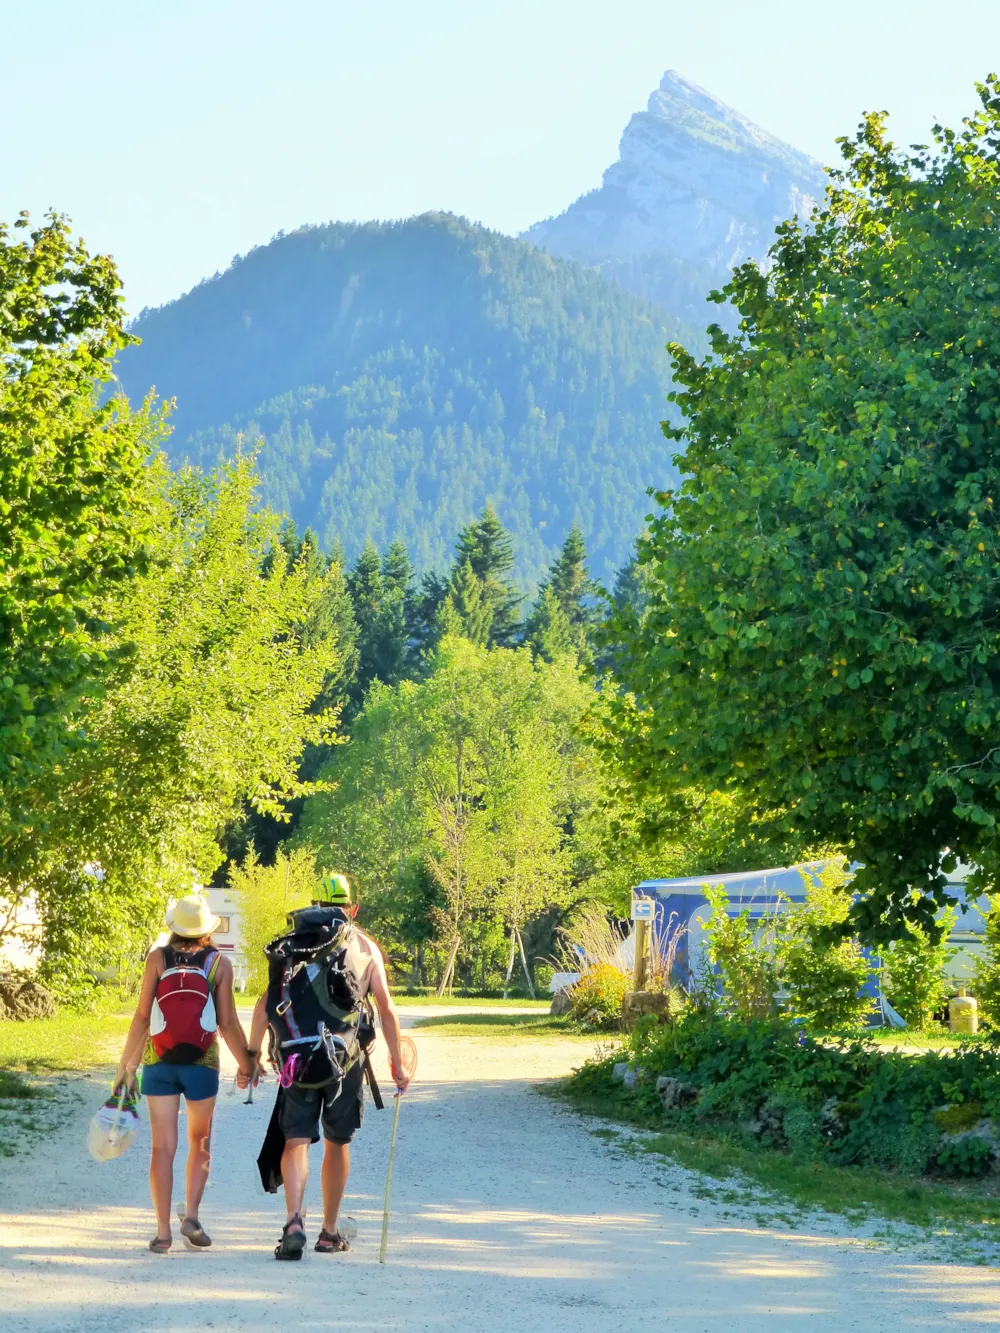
0, 1007, 998, 1331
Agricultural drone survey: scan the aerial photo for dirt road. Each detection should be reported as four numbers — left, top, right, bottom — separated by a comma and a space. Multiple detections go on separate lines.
1, 1008, 997, 1332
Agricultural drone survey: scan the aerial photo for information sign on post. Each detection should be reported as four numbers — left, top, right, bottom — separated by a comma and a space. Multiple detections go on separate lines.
631, 896, 654, 990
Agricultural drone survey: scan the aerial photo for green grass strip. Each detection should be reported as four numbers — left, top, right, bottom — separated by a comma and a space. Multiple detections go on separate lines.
551, 1081, 1000, 1232
412, 1013, 588, 1039
0, 1011, 132, 1074
397, 995, 552, 1008
0, 1069, 37, 1100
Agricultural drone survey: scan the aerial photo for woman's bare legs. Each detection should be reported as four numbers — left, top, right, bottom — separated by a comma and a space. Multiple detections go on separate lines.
146, 1094, 180, 1243
183, 1096, 216, 1222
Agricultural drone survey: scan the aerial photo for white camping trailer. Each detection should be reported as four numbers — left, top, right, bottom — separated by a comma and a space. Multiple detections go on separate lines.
204, 887, 248, 991
156, 887, 249, 991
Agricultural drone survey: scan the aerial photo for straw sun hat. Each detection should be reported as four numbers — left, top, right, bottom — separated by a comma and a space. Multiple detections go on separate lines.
165, 892, 221, 939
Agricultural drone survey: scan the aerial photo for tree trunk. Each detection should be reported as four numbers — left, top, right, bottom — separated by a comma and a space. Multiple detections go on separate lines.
516, 926, 535, 999
436, 936, 461, 997
408, 947, 422, 991
502, 931, 517, 999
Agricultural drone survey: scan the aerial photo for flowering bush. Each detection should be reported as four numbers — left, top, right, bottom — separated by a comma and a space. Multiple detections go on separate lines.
569, 962, 629, 1029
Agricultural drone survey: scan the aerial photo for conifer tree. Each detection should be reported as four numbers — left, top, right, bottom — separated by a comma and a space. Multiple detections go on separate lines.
451, 504, 522, 647
270, 524, 359, 702
369, 540, 412, 687
347, 541, 383, 625
438, 558, 494, 647
528, 524, 603, 665
550, 526, 600, 624
612, 551, 653, 621
524, 586, 576, 662
347, 538, 414, 708
382, 539, 413, 597
306, 544, 359, 704
407, 570, 448, 663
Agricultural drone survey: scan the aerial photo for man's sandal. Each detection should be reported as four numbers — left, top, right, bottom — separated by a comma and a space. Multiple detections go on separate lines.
315, 1228, 350, 1253
275, 1215, 307, 1260
177, 1211, 212, 1248
148, 1236, 172, 1254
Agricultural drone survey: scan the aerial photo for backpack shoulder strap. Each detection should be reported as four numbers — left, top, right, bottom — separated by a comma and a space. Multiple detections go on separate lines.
205, 950, 222, 987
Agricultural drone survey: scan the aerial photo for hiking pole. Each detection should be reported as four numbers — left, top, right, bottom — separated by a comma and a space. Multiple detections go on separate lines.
378, 1092, 402, 1263
378, 1035, 417, 1265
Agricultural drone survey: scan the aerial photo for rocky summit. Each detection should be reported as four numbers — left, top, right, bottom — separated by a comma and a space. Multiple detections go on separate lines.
523, 70, 827, 327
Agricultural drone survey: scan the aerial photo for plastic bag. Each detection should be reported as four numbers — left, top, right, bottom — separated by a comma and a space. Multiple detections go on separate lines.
87, 1088, 141, 1162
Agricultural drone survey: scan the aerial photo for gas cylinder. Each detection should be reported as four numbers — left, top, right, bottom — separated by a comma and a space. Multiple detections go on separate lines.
948, 987, 979, 1036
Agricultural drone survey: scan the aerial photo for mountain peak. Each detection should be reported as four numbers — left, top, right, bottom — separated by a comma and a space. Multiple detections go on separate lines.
523, 70, 826, 324
648, 69, 807, 156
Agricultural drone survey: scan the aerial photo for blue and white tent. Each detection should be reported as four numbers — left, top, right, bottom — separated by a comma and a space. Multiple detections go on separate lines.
633, 860, 992, 1026
633, 860, 828, 981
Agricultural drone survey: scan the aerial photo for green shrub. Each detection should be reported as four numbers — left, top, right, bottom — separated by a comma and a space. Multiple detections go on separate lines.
883, 906, 956, 1028
974, 895, 1000, 1027
577, 1008, 1000, 1180
702, 863, 873, 1033
702, 885, 782, 1020
782, 862, 874, 1031
570, 963, 629, 1029
229, 846, 319, 994
936, 1134, 994, 1178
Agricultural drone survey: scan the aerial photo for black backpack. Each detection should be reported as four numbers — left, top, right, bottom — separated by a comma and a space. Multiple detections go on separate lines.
264, 905, 376, 1091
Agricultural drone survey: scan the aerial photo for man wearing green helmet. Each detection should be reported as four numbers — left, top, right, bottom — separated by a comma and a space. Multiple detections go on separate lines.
244, 871, 411, 1257
319, 873, 353, 906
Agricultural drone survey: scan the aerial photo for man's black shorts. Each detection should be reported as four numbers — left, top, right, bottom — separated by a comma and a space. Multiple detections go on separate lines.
278, 1062, 365, 1145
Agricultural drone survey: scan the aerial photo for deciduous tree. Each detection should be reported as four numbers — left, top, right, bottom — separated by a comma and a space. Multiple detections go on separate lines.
0, 212, 162, 895
612, 80, 1000, 941
36, 457, 338, 990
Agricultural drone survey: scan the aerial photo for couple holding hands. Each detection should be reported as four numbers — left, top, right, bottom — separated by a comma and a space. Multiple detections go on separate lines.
114, 878, 411, 1258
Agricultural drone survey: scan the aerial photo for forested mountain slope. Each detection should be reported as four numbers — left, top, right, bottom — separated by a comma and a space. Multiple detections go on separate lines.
119, 214, 693, 583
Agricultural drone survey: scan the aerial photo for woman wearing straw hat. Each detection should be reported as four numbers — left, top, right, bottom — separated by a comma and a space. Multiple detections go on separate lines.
114, 892, 255, 1253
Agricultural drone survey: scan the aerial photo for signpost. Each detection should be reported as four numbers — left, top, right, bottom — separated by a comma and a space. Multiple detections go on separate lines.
631, 896, 654, 992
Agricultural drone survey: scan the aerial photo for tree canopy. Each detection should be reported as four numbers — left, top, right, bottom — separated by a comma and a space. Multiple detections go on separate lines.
33, 456, 339, 990
295, 637, 588, 991
0, 212, 163, 895
610, 79, 1000, 942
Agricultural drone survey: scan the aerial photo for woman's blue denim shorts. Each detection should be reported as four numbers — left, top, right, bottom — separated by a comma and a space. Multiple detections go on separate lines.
140, 1063, 220, 1101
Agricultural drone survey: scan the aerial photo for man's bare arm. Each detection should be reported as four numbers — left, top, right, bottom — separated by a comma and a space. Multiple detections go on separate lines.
369, 964, 411, 1093
236, 994, 269, 1088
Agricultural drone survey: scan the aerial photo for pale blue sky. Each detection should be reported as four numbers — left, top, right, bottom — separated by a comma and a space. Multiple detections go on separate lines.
3, 0, 999, 312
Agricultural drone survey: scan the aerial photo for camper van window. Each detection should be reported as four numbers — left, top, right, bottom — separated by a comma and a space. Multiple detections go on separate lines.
215, 916, 231, 936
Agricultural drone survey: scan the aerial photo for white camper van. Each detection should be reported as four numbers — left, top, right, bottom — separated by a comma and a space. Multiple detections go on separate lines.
204, 887, 248, 991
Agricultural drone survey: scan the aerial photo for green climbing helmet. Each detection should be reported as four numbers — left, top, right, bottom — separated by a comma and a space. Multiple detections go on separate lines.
319, 872, 352, 905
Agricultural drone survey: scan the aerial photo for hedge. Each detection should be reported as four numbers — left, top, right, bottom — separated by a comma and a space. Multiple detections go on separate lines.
572, 1012, 1000, 1179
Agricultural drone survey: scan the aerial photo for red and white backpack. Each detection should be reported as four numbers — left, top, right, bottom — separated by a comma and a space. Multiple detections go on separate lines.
149, 946, 220, 1063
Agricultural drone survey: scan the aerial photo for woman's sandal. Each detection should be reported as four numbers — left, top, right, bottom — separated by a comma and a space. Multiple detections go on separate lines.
148, 1236, 172, 1254
315, 1228, 350, 1253
275, 1215, 307, 1261
177, 1211, 212, 1248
